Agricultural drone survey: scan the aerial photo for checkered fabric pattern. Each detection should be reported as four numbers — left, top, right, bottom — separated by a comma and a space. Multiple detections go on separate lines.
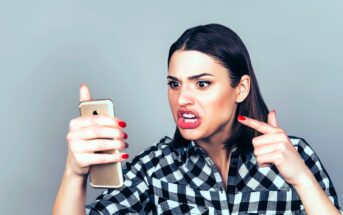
85, 136, 342, 214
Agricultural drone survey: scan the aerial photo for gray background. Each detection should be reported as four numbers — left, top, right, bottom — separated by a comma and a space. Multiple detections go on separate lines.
0, 1, 342, 214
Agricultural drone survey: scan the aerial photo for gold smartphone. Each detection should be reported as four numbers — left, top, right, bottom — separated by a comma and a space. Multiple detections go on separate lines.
79, 99, 124, 189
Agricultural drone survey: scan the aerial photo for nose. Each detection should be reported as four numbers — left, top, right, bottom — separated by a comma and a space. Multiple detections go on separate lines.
177, 85, 194, 106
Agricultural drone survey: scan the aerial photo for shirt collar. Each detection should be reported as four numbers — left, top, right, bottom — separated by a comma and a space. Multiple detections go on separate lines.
164, 136, 291, 192
173, 138, 239, 161
186, 140, 207, 158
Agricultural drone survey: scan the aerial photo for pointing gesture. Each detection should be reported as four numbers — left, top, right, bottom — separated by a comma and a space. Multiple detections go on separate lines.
238, 111, 280, 134
238, 111, 312, 187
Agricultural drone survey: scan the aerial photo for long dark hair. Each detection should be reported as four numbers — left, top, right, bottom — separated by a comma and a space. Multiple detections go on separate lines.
168, 23, 270, 154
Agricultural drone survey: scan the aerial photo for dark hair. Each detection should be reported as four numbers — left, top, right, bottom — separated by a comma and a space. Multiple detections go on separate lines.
168, 23, 270, 155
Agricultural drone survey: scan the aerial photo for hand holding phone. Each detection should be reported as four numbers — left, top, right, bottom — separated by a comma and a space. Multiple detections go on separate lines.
65, 84, 128, 188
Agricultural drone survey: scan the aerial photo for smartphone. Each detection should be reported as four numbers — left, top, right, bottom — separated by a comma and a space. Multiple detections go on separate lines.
79, 99, 124, 189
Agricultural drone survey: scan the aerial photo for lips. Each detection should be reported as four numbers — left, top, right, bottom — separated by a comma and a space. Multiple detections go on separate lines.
177, 108, 201, 129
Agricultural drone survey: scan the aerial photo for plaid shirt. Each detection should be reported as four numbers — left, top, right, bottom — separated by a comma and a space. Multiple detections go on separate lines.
86, 136, 342, 214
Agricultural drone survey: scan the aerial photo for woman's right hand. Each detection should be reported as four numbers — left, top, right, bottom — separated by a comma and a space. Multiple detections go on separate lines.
65, 84, 129, 177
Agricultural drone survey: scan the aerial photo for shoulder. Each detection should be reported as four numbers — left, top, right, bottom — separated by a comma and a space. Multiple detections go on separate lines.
284, 136, 330, 182
288, 136, 341, 210
288, 135, 319, 161
131, 136, 174, 162
122, 136, 176, 174
288, 135, 309, 148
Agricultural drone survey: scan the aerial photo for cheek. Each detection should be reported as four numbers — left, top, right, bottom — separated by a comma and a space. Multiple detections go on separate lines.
204, 91, 236, 117
167, 91, 176, 109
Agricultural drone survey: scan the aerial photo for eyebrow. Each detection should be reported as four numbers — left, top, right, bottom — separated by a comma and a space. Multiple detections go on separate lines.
167, 73, 214, 81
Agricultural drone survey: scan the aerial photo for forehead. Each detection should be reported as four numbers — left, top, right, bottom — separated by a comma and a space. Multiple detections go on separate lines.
168, 50, 228, 78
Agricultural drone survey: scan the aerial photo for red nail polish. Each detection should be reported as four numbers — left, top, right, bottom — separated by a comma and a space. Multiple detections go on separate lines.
123, 132, 128, 139
124, 142, 129, 148
121, 153, 129, 159
238, 115, 246, 121
118, 121, 127, 128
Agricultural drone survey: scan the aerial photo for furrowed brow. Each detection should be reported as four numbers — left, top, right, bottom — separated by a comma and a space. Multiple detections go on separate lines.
167, 73, 214, 81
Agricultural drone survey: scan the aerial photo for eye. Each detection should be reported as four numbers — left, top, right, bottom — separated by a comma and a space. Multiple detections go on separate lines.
167, 81, 180, 89
196, 81, 211, 88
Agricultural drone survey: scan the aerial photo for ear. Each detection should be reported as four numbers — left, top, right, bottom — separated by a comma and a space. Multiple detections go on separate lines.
235, 75, 250, 103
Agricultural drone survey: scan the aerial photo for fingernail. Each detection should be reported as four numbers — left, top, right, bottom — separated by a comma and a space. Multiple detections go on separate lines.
118, 121, 127, 128
238, 115, 246, 121
121, 153, 129, 159
124, 142, 129, 148
123, 132, 128, 139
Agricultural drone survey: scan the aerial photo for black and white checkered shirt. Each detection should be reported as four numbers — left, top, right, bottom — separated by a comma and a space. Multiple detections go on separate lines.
86, 136, 342, 214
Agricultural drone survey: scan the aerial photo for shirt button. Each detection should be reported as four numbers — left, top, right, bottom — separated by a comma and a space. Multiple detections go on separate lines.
206, 158, 214, 165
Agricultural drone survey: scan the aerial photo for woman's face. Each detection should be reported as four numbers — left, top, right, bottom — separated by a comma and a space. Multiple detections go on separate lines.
168, 50, 241, 142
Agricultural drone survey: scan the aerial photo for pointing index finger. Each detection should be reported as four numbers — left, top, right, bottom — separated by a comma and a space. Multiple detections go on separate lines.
237, 115, 279, 134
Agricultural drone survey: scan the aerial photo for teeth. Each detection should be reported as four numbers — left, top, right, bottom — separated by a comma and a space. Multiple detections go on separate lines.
182, 113, 196, 119
185, 118, 197, 123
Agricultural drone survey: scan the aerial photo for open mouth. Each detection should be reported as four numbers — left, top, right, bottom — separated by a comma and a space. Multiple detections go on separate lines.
177, 110, 201, 129
182, 113, 197, 122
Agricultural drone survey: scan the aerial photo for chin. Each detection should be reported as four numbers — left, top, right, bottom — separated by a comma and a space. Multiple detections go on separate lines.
178, 128, 203, 141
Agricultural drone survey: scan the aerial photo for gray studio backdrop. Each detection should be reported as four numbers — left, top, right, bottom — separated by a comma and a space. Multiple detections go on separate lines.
1, 1, 342, 214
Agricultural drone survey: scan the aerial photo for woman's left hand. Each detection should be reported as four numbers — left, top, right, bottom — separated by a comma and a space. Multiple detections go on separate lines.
237, 110, 312, 187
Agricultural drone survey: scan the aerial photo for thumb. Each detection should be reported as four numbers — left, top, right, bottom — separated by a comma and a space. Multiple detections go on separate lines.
267, 110, 279, 128
79, 83, 92, 102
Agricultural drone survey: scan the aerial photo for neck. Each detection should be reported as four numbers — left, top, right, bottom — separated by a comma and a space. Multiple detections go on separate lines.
195, 119, 234, 171
196, 138, 230, 169
196, 137, 231, 189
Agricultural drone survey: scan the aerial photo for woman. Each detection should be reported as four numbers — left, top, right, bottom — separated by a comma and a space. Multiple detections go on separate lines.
53, 24, 342, 214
